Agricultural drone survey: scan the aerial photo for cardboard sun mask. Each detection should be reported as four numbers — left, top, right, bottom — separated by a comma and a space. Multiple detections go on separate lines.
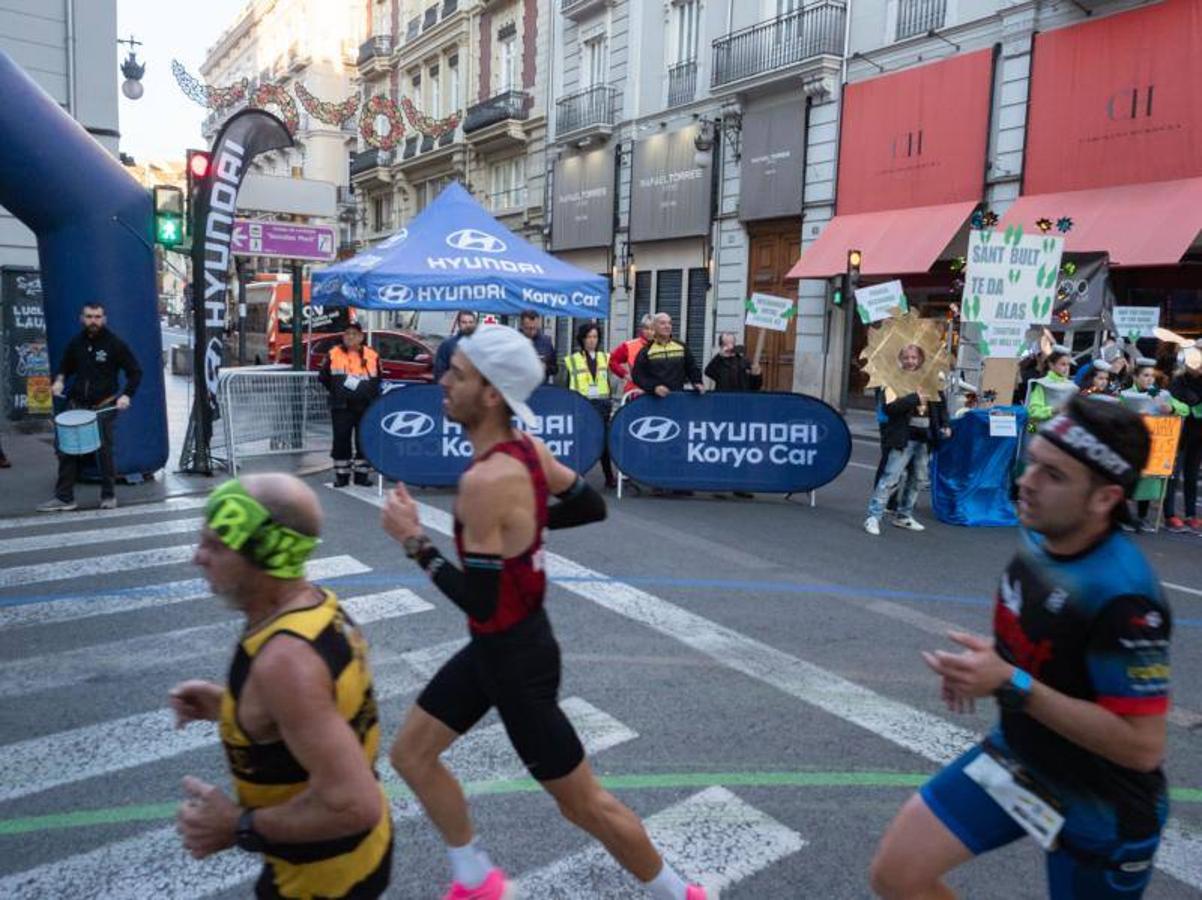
859, 309, 951, 404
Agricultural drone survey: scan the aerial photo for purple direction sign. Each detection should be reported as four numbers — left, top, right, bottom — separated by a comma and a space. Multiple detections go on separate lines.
232, 219, 337, 262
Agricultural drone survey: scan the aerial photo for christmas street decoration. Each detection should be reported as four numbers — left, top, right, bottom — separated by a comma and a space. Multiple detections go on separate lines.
251, 82, 299, 135
400, 96, 460, 139
295, 82, 359, 126
360, 95, 404, 150
860, 309, 951, 404
171, 60, 247, 113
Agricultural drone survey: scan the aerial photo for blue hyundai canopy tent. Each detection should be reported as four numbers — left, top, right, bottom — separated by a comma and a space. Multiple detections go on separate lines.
313, 182, 609, 319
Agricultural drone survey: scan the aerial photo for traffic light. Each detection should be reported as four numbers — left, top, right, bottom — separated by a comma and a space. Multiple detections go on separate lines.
185, 149, 211, 236
846, 249, 863, 289
153, 185, 184, 248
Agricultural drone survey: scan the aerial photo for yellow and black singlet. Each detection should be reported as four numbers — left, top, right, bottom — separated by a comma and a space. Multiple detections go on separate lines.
219, 589, 392, 899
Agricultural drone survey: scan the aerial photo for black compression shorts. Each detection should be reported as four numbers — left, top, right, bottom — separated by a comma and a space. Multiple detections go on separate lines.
417, 609, 585, 782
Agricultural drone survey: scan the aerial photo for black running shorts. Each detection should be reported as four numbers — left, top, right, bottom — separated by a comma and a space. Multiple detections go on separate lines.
417, 609, 585, 782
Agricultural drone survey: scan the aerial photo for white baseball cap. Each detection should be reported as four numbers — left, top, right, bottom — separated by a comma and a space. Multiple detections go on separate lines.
457, 324, 543, 426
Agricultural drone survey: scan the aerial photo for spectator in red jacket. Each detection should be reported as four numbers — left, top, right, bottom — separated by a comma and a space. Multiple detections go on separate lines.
608, 314, 654, 398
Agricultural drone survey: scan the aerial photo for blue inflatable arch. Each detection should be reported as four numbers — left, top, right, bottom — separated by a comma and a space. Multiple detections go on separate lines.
0, 51, 166, 476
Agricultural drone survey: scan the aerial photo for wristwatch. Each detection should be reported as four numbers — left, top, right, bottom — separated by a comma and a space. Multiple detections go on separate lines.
994, 668, 1033, 712
235, 808, 266, 853
402, 534, 432, 560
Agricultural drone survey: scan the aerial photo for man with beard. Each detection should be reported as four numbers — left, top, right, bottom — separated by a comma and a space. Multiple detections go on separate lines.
871, 397, 1171, 899
39, 302, 142, 511
172, 474, 393, 898
382, 325, 709, 900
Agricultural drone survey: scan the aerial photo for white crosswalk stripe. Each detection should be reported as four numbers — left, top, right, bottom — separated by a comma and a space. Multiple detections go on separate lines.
0, 555, 370, 631
0, 697, 641, 900
516, 786, 806, 897
0, 640, 463, 804
0, 545, 198, 590
0, 496, 208, 531
0, 516, 199, 556
0, 589, 433, 699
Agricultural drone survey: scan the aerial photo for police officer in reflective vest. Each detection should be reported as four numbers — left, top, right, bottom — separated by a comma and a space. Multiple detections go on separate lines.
319, 323, 381, 487
565, 322, 616, 488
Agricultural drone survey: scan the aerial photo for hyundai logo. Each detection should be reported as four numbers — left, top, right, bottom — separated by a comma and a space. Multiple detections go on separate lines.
381, 411, 436, 438
628, 416, 681, 443
446, 228, 507, 254
379, 228, 408, 249
377, 283, 414, 305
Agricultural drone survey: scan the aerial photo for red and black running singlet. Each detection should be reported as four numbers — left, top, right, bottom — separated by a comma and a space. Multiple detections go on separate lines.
454, 432, 549, 635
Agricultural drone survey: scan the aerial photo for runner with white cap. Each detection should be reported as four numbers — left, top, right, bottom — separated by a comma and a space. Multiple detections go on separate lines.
380, 324, 710, 900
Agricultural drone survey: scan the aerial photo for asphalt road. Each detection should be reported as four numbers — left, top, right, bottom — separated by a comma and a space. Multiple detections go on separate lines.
0, 436, 1198, 899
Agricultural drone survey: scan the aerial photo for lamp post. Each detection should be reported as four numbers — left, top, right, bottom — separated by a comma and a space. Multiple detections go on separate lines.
118, 36, 145, 101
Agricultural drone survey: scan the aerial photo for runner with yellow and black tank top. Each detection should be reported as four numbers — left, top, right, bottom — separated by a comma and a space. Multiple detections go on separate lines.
564, 321, 616, 488
173, 475, 392, 899
382, 325, 711, 900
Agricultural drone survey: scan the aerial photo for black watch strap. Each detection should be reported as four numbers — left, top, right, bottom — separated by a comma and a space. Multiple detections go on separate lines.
235, 808, 266, 853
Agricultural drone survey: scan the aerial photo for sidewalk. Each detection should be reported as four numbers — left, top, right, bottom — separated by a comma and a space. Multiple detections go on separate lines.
0, 355, 329, 518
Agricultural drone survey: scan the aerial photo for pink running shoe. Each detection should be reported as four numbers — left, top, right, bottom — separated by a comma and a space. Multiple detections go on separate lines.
442, 867, 514, 900
686, 886, 712, 900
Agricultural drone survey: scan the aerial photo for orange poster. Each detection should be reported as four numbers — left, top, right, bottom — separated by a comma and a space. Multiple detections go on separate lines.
1143, 416, 1183, 478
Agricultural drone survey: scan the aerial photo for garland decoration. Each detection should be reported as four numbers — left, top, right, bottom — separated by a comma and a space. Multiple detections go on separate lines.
251, 82, 300, 135
295, 82, 360, 126
360, 95, 405, 150
171, 59, 247, 113
400, 96, 461, 139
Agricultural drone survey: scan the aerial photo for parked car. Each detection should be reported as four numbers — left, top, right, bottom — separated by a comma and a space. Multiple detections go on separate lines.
276, 330, 442, 383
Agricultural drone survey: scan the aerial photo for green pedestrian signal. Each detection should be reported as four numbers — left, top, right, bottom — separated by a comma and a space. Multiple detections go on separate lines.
832, 288, 843, 306
153, 185, 184, 248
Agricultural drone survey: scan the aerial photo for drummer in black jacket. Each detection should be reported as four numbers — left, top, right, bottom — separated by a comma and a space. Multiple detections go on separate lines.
39, 302, 142, 512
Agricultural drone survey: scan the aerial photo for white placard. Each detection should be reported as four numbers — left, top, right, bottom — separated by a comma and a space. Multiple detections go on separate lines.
744, 293, 796, 332
1112, 306, 1161, 341
854, 280, 907, 324
988, 412, 1018, 438
962, 229, 1065, 358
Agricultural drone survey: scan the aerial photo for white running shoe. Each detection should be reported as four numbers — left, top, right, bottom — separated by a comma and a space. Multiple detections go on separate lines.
892, 515, 926, 532
864, 516, 881, 536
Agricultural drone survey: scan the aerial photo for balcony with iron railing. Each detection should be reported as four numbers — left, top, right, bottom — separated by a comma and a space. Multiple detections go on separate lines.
896, 0, 947, 39
463, 90, 532, 133
349, 148, 394, 179
667, 60, 697, 107
560, 0, 610, 20
357, 35, 393, 76
555, 85, 618, 140
711, 1, 846, 90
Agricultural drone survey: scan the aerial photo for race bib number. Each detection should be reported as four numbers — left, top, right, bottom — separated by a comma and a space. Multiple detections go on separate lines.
963, 752, 1064, 850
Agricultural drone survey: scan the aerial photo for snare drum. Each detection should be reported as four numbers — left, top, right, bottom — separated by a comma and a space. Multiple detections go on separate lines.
55, 409, 101, 455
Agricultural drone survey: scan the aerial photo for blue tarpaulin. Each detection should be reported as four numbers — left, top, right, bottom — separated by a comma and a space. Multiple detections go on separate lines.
931, 407, 1027, 527
312, 182, 609, 319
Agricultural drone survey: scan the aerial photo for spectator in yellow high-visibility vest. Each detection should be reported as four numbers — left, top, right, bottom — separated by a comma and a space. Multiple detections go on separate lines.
564, 322, 616, 489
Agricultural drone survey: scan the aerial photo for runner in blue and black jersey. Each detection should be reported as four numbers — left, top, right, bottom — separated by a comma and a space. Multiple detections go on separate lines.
871, 395, 1172, 899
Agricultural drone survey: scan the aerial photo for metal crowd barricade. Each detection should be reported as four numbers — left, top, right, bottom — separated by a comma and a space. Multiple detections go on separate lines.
214, 366, 331, 474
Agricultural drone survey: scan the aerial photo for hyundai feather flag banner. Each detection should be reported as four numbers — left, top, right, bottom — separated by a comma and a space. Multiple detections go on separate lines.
610, 393, 852, 493
360, 385, 605, 486
313, 182, 609, 319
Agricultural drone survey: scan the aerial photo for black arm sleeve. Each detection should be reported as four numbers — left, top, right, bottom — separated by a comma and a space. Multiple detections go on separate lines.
547, 475, 607, 530
117, 338, 143, 398
416, 545, 502, 621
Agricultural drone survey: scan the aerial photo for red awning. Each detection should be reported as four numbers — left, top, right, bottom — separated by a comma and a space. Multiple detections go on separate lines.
999, 178, 1202, 267
788, 201, 976, 279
